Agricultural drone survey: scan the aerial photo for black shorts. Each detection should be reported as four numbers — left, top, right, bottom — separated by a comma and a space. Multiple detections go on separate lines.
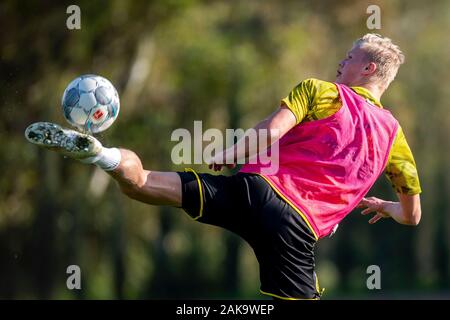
177, 170, 322, 300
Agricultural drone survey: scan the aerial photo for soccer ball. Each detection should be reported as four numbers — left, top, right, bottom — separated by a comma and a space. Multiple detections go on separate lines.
61, 74, 120, 134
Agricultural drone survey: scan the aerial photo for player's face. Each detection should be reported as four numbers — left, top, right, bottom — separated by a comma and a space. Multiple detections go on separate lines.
336, 46, 369, 86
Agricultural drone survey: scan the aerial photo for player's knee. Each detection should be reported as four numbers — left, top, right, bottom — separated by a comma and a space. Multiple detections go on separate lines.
115, 148, 147, 191
118, 149, 143, 175
119, 148, 140, 166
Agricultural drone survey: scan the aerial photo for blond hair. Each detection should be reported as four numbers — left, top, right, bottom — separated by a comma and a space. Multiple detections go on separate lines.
354, 33, 405, 86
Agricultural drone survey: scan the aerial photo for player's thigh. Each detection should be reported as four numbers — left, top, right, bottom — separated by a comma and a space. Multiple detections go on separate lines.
126, 171, 182, 207
253, 194, 319, 299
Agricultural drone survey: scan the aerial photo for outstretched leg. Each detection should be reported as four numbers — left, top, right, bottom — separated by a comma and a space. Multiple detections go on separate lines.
25, 121, 182, 207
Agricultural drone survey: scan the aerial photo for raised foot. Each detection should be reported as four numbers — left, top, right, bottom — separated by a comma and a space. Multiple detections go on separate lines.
25, 122, 102, 159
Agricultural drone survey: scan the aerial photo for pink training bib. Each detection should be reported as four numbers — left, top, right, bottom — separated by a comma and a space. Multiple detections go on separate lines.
240, 83, 399, 239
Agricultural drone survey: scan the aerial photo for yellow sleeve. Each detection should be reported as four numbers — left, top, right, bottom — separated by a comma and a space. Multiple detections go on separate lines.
385, 126, 422, 195
281, 78, 318, 124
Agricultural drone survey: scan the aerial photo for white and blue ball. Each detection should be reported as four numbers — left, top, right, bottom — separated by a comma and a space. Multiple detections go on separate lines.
61, 74, 120, 133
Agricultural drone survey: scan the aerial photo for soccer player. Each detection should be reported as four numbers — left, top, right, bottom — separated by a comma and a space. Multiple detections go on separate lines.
25, 33, 422, 300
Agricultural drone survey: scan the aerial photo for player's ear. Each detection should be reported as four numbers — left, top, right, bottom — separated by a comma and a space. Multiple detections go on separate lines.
362, 62, 377, 76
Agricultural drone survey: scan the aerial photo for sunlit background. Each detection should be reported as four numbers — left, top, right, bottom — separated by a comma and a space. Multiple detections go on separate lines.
1, 0, 449, 299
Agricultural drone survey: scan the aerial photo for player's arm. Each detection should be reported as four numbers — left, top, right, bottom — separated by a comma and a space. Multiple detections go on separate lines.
209, 79, 316, 170
358, 127, 422, 225
208, 105, 296, 170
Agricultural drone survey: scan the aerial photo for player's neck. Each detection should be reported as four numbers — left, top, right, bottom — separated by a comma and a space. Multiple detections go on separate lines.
354, 83, 385, 102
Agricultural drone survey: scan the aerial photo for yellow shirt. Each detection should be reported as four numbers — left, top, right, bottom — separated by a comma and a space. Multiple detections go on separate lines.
281, 78, 421, 195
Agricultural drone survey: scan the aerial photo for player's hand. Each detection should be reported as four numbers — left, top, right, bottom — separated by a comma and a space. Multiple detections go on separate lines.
206, 154, 236, 171
208, 162, 236, 172
357, 197, 390, 224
